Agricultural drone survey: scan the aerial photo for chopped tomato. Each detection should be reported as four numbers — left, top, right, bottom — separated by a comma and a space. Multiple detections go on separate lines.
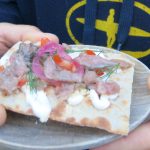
17, 79, 27, 88
95, 69, 104, 76
53, 54, 62, 64
41, 37, 50, 47
0, 65, 4, 72
85, 50, 96, 55
53, 54, 77, 72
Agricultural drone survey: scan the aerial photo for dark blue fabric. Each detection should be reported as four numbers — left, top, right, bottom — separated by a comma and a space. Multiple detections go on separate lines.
0, 0, 22, 23
117, 0, 134, 50
0, 0, 149, 67
82, 0, 98, 45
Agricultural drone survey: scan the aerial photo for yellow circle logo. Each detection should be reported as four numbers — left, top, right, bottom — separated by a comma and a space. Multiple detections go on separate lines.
66, 0, 150, 58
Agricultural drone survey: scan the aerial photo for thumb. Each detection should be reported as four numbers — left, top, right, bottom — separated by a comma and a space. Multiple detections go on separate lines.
0, 23, 59, 47
22, 31, 59, 43
0, 105, 7, 126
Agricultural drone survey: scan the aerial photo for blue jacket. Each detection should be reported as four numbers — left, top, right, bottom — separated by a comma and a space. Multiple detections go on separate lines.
0, 0, 150, 67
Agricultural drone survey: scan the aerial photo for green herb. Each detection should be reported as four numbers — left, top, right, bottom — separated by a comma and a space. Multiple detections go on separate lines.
100, 64, 120, 81
97, 50, 104, 56
27, 70, 38, 93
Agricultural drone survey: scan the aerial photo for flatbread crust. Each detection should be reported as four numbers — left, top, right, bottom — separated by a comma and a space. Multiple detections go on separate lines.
0, 42, 134, 135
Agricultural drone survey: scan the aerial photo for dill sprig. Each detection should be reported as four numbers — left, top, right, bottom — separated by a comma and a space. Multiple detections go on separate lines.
27, 70, 38, 93
100, 64, 120, 81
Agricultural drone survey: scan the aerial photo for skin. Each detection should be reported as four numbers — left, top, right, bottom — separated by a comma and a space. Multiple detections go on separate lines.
0, 23, 59, 56
92, 121, 150, 150
0, 105, 7, 126
0, 23, 150, 150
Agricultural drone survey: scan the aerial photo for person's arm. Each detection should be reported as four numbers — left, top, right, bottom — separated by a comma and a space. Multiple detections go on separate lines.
0, 0, 22, 23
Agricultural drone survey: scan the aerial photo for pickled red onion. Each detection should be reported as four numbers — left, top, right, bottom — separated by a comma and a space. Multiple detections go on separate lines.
32, 42, 84, 82
37, 42, 72, 60
32, 56, 61, 86
32, 56, 47, 80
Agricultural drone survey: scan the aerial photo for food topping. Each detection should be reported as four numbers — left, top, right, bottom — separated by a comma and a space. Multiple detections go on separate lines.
0, 65, 4, 72
111, 59, 132, 70
89, 89, 110, 110
22, 85, 51, 122
85, 50, 96, 55
67, 90, 84, 106
40, 37, 50, 47
53, 54, 77, 72
96, 81, 120, 95
0, 40, 133, 113
75, 53, 117, 69
17, 78, 27, 88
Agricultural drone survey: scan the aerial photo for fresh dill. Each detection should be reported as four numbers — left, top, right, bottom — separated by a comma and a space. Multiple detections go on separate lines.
100, 64, 120, 81
27, 70, 38, 93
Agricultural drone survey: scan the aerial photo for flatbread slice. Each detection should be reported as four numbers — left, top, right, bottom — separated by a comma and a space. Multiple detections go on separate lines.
0, 42, 134, 135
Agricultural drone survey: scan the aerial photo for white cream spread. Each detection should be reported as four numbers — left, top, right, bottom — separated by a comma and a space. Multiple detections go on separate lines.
67, 89, 86, 106
107, 93, 119, 100
89, 89, 110, 110
22, 85, 51, 122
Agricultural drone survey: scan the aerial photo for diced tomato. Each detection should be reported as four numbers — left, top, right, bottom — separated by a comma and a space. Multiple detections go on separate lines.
53, 54, 62, 64
17, 79, 27, 88
95, 69, 104, 76
53, 54, 77, 72
85, 50, 96, 55
0, 65, 4, 72
41, 37, 50, 47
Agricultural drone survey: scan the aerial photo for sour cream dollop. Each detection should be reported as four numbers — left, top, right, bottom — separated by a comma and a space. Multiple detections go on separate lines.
22, 85, 51, 122
67, 89, 86, 106
89, 89, 110, 110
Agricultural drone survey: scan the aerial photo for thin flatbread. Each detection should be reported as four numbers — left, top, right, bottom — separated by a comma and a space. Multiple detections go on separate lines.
0, 42, 134, 135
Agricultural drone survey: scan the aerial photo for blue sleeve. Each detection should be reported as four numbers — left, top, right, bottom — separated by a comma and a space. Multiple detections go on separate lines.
0, 0, 23, 23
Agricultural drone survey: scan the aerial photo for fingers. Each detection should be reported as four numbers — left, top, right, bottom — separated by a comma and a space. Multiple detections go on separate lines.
0, 42, 9, 56
92, 122, 150, 150
0, 105, 7, 126
22, 32, 59, 43
0, 23, 59, 51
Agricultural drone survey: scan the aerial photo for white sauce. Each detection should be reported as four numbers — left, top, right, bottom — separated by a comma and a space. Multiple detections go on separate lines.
67, 90, 86, 106
22, 85, 51, 122
107, 93, 119, 100
89, 89, 110, 110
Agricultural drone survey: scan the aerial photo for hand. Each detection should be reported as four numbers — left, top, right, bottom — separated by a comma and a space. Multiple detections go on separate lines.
0, 23, 59, 56
92, 121, 150, 150
0, 23, 59, 126
0, 105, 7, 126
